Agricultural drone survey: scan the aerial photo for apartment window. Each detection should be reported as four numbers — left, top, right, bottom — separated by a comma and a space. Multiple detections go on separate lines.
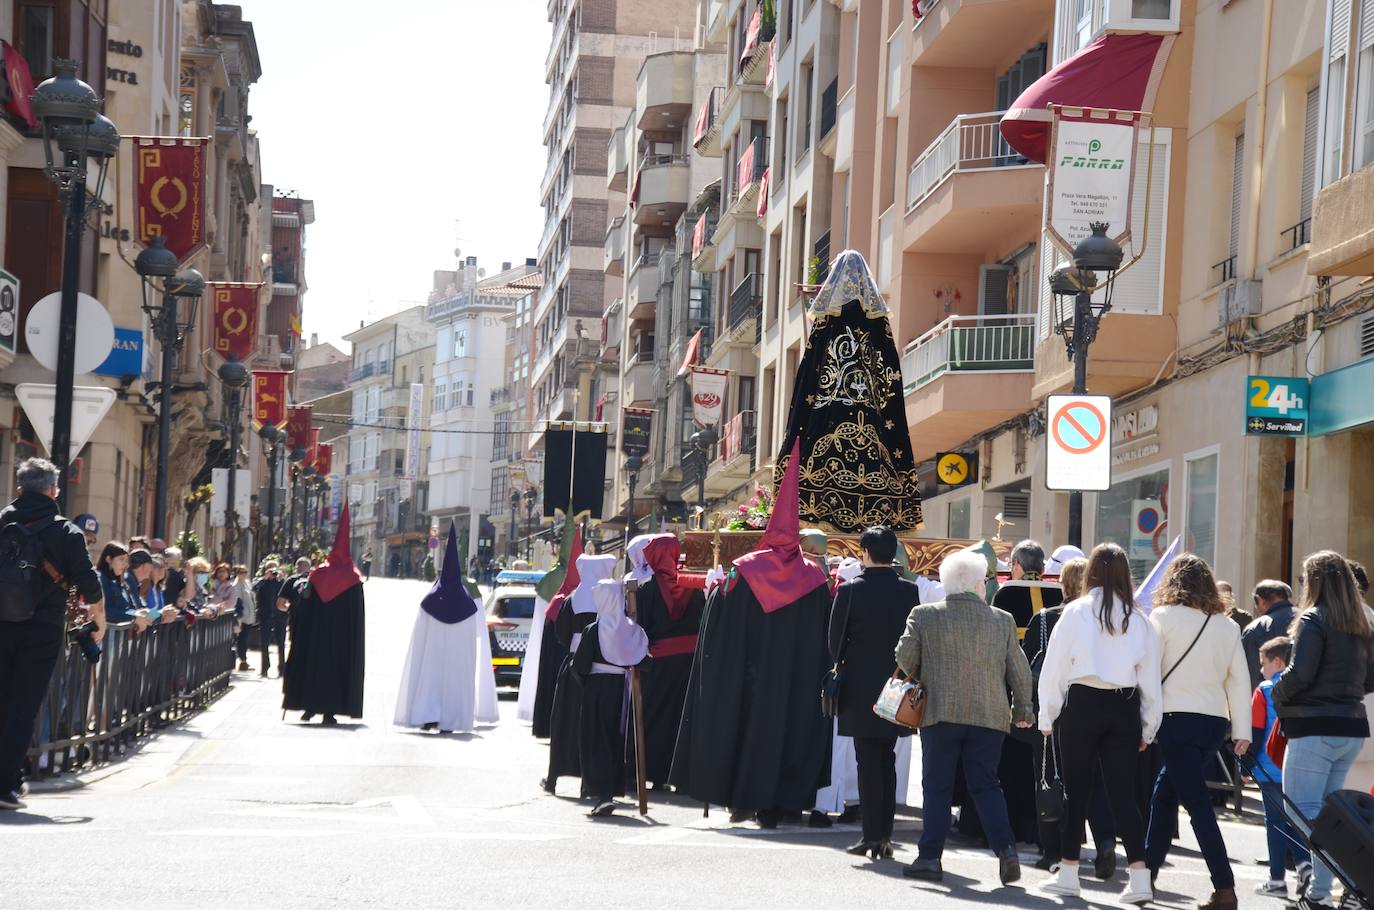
948, 498, 971, 539
1357, 0, 1374, 168
454, 328, 467, 358
1074, 0, 1094, 50
1131, 0, 1170, 17
465, 381, 475, 407
1323, 1, 1352, 184
1184, 450, 1219, 569
1301, 86, 1320, 223
1226, 128, 1246, 269
433, 382, 446, 413
349, 436, 363, 472
367, 386, 381, 423
352, 390, 366, 424
800, 64, 813, 152
365, 434, 380, 472
17, 4, 54, 79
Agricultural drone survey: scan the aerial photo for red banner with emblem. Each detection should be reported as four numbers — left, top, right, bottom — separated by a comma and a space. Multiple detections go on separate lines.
2, 43, 37, 128
209, 283, 260, 361
251, 370, 289, 430
285, 406, 313, 453
306, 427, 321, 469
133, 137, 207, 262
315, 442, 333, 477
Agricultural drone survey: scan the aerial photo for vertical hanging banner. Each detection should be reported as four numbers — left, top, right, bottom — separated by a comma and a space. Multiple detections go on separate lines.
315, 442, 333, 477
1045, 107, 1142, 255
306, 427, 321, 468
285, 406, 313, 454
133, 137, 208, 261
404, 382, 424, 480
251, 370, 290, 429
330, 475, 342, 523
622, 407, 654, 456
690, 367, 729, 427
209, 282, 261, 361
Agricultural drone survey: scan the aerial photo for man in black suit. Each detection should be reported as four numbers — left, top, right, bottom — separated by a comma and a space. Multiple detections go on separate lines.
828, 525, 922, 858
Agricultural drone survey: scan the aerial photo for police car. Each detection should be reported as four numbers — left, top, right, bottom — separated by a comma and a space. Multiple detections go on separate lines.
485, 570, 544, 687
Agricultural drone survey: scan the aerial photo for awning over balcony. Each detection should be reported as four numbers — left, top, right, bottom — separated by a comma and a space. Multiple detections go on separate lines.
1001, 33, 1174, 163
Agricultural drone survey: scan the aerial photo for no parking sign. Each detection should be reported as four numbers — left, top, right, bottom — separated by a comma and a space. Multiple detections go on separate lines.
1046, 394, 1113, 492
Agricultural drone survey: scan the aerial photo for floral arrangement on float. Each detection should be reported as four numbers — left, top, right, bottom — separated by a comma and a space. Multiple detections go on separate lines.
725, 483, 774, 531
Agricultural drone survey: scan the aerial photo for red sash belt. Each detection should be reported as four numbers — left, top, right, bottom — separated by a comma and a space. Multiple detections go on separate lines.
649, 634, 698, 658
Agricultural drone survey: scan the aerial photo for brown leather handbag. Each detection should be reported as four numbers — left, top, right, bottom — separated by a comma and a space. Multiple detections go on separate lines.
873, 670, 927, 729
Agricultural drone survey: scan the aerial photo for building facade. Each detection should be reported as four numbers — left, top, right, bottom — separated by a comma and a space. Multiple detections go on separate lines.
342, 307, 433, 574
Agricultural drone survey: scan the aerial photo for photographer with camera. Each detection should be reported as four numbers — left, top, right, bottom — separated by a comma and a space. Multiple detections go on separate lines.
0, 458, 104, 810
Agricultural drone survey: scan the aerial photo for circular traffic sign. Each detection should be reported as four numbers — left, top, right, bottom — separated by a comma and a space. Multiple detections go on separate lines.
1152, 521, 1169, 557
1051, 400, 1108, 454
23, 292, 115, 374
1136, 507, 1160, 534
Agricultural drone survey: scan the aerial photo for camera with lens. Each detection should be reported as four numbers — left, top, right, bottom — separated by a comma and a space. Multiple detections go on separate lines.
68, 621, 101, 664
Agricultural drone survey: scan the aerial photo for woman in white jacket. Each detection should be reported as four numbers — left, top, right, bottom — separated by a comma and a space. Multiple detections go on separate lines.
1038, 543, 1162, 904
1142, 554, 1251, 910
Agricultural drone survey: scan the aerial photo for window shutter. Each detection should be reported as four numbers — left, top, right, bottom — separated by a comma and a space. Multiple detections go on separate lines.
1334, 0, 1352, 59
1301, 86, 1320, 222
1110, 130, 1171, 315
1020, 45, 1048, 89
1361, 0, 1374, 50
1037, 231, 1064, 339
978, 264, 1014, 315
1229, 128, 1245, 260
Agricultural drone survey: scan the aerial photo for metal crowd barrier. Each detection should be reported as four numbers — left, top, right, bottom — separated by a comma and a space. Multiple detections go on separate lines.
27, 614, 236, 779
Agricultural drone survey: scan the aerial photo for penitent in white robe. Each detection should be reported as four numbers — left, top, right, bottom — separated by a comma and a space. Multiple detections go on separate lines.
394, 605, 499, 733
814, 720, 915, 813
515, 596, 549, 723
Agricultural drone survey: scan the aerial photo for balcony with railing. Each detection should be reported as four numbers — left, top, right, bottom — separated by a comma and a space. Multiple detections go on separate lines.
726, 273, 762, 345
818, 77, 838, 144
736, 6, 774, 86
601, 298, 623, 361
716, 409, 757, 470
350, 362, 376, 382
904, 111, 1042, 255
604, 216, 626, 276
623, 350, 656, 406
627, 251, 661, 320
900, 313, 1037, 460
633, 154, 691, 226
637, 52, 695, 130
691, 208, 720, 273
692, 86, 726, 157
608, 125, 629, 192
911, 0, 1054, 69
727, 137, 769, 217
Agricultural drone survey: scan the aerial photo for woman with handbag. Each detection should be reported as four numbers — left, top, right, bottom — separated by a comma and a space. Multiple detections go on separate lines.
1143, 554, 1252, 910
894, 547, 1035, 886
827, 526, 921, 859
1037, 543, 1161, 904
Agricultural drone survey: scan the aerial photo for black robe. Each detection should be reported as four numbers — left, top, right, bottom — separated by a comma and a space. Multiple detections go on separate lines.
669, 573, 832, 814
775, 299, 921, 532
572, 621, 629, 802
626, 578, 704, 787
546, 601, 595, 782
531, 616, 565, 739
281, 579, 365, 718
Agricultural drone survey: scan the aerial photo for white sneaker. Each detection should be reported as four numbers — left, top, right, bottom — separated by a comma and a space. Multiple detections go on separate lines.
0, 790, 26, 810
1120, 867, 1153, 905
1255, 880, 1288, 897
1042, 862, 1082, 897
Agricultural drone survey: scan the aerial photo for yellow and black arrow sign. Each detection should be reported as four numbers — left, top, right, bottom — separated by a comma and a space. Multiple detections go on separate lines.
935, 451, 976, 487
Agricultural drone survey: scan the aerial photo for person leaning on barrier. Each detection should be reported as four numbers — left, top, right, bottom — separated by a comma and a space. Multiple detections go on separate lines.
0, 458, 104, 811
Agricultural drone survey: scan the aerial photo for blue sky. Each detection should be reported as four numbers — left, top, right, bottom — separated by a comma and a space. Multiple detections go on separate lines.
234, 0, 550, 349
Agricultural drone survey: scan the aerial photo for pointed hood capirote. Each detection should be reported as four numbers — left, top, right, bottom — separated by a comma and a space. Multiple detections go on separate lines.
542, 526, 584, 622
733, 439, 830, 613
421, 523, 479, 624
309, 503, 364, 604
570, 553, 618, 614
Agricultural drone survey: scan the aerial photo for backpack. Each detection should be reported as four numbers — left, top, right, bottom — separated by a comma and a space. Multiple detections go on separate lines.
0, 516, 60, 623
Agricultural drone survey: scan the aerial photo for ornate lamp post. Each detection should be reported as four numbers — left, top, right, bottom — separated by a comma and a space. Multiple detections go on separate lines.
509, 489, 520, 559
258, 424, 282, 558
287, 447, 305, 551
623, 452, 643, 550
217, 359, 249, 559
32, 60, 119, 510
1049, 221, 1124, 549
523, 486, 538, 562
137, 261, 205, 539
690, 424, 718, 514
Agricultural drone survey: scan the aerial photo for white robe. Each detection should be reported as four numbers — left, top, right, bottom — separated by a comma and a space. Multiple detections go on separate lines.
515, 596, 550, 722
394, 606, 498, 733
813, 720, 915, 812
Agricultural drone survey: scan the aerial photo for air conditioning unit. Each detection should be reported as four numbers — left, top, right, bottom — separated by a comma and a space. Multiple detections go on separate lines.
1218, 279, 1263, 327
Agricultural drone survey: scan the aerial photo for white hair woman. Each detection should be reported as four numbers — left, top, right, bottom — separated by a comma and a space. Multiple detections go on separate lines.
894, 548, 1035, 887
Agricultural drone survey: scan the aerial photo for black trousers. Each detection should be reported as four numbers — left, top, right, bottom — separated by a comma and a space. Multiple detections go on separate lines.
0, 619, 63, 793
259, 611, 287, 672
1057, 685, 1148, 864
854, 735, 899, 843
235, 624, 255, 661
1037, 735, 1115, 862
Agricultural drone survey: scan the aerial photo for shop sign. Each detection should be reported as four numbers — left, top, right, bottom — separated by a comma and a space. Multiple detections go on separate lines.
1245, 375, 1308, 436
1046, 394, 1112, 492
1046, 107, 1140, 255
1112, 403, 1158, 445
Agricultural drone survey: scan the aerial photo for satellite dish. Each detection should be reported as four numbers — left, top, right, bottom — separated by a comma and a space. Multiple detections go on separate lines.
478, 268, 486, 278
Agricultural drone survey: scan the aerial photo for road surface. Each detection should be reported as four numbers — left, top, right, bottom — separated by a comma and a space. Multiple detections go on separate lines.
6, 578, 1278, 909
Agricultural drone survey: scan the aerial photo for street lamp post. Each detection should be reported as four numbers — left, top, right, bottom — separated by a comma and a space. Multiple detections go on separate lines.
1049, 221, 1124, 550
31, 60, 119, 511
287, 449, 304, 551
258, 425, 281, 558
690, 425, 718, 516
523, 487, 537, 562
217, 360, 249, 561
136, 259, 205, 540
623, 452, 643, 551
508, 489, 519, 559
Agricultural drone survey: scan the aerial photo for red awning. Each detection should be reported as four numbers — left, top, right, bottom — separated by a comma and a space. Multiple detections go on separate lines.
1000, 33, 1174, 163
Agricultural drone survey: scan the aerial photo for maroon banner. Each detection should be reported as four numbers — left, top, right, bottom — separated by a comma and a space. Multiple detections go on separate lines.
134, 137, 207, 261
251, 370, 289, 430
285, 406, 313, 453
2, 43, 37, 128
315, 442, 333, 477
306, 427, 321, 469
210, 283, 260, 361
